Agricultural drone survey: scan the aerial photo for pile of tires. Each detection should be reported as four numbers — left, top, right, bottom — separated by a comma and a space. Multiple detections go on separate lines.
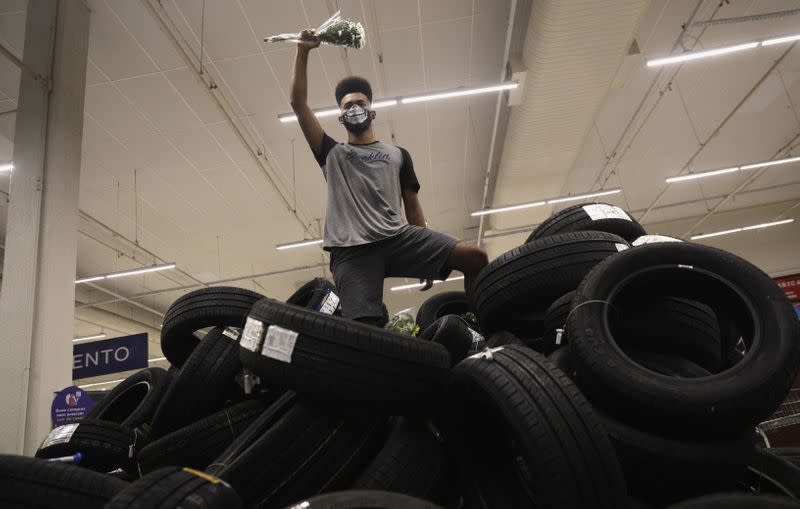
2, 202, 799, 508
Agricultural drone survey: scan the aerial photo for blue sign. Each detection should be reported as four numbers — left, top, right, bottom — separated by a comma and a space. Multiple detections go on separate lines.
73, 333, 148, 379
51, 385, 96, 428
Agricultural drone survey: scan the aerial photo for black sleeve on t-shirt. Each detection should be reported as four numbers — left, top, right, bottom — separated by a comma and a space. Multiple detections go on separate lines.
314, 133, 338, 167
398, 147, 421, 193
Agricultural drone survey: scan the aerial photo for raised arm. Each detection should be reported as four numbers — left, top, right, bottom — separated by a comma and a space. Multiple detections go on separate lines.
291, 29, 325, 157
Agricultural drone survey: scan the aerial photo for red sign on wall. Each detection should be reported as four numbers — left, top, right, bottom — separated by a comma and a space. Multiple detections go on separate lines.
775, 274, 800, 302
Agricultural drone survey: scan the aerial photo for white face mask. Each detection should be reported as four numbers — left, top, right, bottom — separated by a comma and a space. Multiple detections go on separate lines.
342, 104, 372, 133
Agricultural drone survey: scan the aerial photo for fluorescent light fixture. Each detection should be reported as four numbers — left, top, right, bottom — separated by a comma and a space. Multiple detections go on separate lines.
76, 263, 177, 284
741, 156, 800, 171
665, 166, 740, 183
471, 201, 546, 217
78, 378, 125, 389
471, 188, 621, 217
75, 275, 106, 284
390, 275, 465, 292
106, 263, 176, 279
666, 155, 800, 183
763, 33, 800, 47
401, 82, 518, 104
741, 218, 795, 231
0, 163, 12, 172
647, 42, 759, 67
691, 218, 794, 240
372, 99, 398, 108
73, 333, 107, 343
148, 356, 167, 363
277, 82, 515, 123
276, 238, 323, 251
278, 99, 399, 123
546, 189, 622, 205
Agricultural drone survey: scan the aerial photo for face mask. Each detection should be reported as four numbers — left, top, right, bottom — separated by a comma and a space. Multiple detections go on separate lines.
342, 104, 373, 134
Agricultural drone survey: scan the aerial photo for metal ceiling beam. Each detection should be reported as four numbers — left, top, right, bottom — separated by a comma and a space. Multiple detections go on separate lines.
476, 0, 524, 246
142, 0, 317, 239
689, 8, 800, 28
639, 42, 797, 225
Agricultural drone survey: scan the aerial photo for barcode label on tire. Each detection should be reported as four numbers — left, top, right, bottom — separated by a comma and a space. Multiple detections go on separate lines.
583, 204, 631, 221
41, 423, 79, 448
317, 290, 340, 315
261, 325, 299, 363
240, 318, 264, 352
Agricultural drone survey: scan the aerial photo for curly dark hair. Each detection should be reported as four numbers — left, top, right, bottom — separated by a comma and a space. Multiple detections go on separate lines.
335, 76, 373, 107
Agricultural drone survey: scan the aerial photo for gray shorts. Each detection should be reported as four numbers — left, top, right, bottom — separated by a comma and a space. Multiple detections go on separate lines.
329, 225, 460, 320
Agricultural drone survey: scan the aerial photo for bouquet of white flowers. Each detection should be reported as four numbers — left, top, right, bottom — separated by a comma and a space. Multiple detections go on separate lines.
264, 10, 366, 50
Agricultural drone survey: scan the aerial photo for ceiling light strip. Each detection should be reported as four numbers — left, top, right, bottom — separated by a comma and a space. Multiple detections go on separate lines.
471, 189, 621, 217
647, 32, 800, 67
73, 333, 107, 343
148, 356, 167, 363
691, 218, 794, 240
390, 275, 465, 292
666, 155, 800, 183
75, 263, 177, 284
0, 162, 12, 172
277, 82, 517, 123
276, 238, 323, 251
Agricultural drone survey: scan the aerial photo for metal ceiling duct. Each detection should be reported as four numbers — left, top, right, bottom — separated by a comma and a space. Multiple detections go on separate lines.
489, 0, 650, 233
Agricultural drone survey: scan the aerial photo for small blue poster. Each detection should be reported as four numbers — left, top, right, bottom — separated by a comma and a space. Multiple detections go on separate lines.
51, 385, 96, 428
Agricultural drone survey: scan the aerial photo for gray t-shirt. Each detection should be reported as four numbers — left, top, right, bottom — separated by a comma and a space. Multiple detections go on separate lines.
315, 133, 420, 249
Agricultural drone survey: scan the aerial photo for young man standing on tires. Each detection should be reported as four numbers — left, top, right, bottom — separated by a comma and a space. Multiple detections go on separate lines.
290, 29, 489, 326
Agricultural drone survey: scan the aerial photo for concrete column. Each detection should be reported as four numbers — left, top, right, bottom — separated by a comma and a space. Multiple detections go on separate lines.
0, 0, 90, 454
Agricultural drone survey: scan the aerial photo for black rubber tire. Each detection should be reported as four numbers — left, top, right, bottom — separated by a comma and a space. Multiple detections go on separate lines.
352, 418, 447, 503
208, 392, 388, 509
567, 242, 800, 437
239, 298, 450, 413
416, 291, 469, 333
161, 286, 265, 367
547, 346, 574, 376
287, 277, 339, 314
629, 351, 713, 378
284, 491, 444, 509
771, 448, 800, 469
0, 454, 126, 508
595, 409, 754, 503
474, 231, 629, 334
669, 494, 800, 508
105, 466, 241, 508
527, 202, 646, 242
35, 419, 142, 474
543, 291, 576, 354
87, 368, 170, 430
151, 327, 244, 436
485, 330, 525, 348
442, 345, 627, 508
743, 448, 800, 498
137, 399, 268, 474
613, 296, 723, 372
418, 315, 478, 367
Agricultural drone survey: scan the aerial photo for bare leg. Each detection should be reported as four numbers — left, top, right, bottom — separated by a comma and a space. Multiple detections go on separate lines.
446, 241, 489, 310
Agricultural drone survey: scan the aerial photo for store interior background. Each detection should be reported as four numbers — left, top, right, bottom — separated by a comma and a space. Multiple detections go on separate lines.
0, 0, 799, 400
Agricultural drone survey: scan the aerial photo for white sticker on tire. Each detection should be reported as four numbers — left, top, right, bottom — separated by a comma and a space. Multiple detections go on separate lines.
222, 327, 241, 341
261, 325, 299, 363
317, 291, 340, 315
583, 204, 631, 221
41, 423, 79, 449
240, 318, 264, 352
631, 235, 682, 246
615, 243, 629, 252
